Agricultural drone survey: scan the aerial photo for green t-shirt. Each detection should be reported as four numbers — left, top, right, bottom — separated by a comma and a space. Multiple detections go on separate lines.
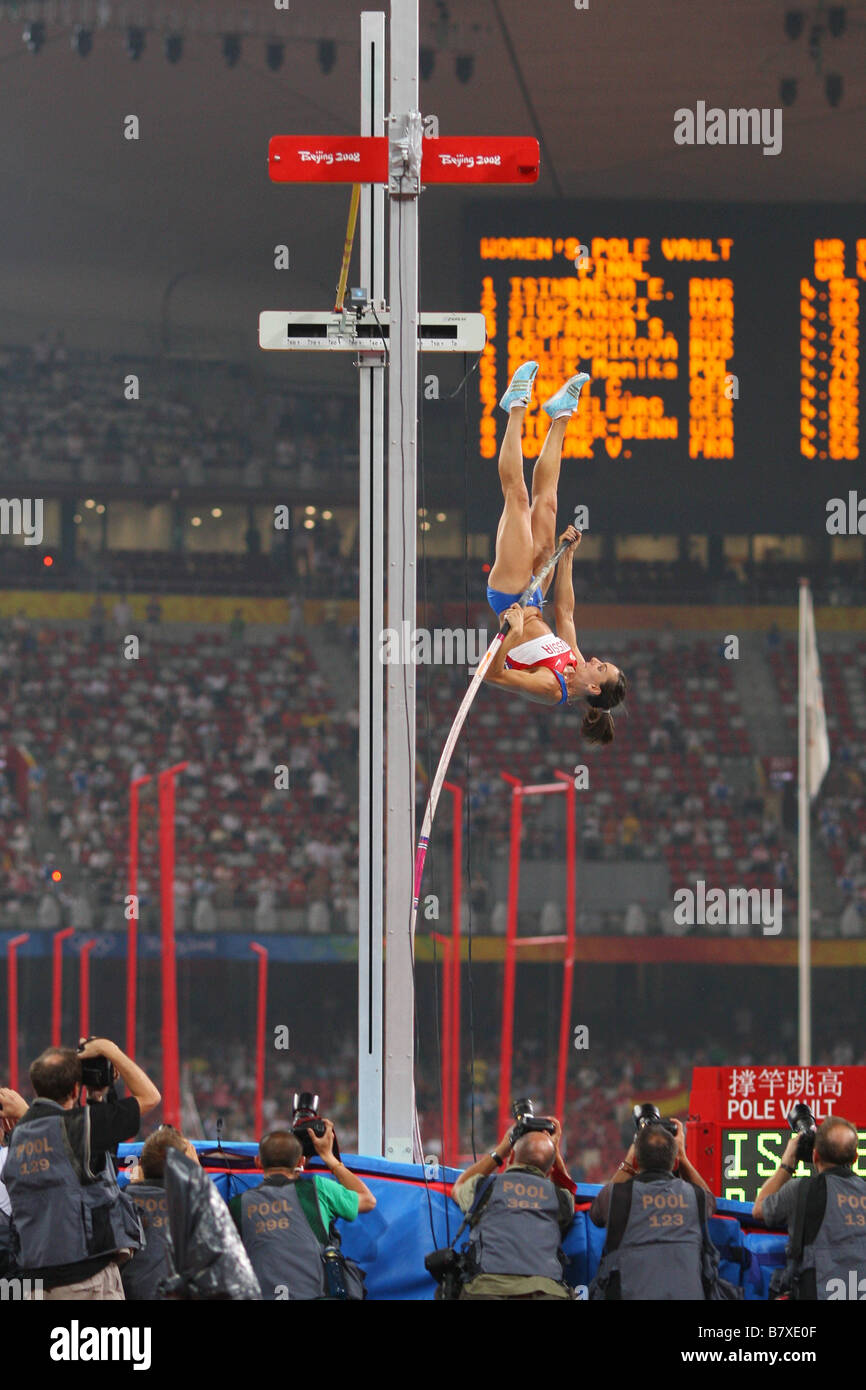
312, 1174, 359, 1226
230, 1173, 359, 1238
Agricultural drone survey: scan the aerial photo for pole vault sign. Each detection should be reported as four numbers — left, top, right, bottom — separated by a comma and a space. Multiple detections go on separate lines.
268, 135, 540, 185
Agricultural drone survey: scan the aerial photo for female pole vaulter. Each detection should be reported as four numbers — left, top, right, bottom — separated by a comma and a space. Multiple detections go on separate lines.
484, 361, 628, 744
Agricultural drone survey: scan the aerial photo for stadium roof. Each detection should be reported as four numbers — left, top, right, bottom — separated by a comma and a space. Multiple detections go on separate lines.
0, 0, 863, 363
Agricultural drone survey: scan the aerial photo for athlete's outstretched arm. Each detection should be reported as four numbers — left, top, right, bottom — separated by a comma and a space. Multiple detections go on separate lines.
554, 527, 582, 656
485, 604, 560, 703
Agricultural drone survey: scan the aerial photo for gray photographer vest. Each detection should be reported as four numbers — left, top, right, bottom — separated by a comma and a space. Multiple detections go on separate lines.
122, 1182, 174, 1300
796, 1171, 866, 1300
4, 1101, 142, 1271
593, 1175, 706, 1300
240, 1181, 325, 1300
465, 1170, 565, 1282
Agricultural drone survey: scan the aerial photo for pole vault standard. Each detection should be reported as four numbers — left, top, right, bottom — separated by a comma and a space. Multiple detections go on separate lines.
51, 925, 75, 1047
79, 938, 97, 1041
127, 773, 151, 1058
497, 770, 577, 1139
250, 942, 269, 1140
262, 1, 539, 1160
158, 761, 187, 1127
6, 933, 29, 1092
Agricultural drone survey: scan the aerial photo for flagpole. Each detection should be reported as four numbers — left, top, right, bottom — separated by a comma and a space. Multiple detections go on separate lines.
797, 577, 811, 1066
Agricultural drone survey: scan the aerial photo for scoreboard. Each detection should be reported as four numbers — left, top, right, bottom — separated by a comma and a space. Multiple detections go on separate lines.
465, 202, 863, 531
687, 1066, 866, 1205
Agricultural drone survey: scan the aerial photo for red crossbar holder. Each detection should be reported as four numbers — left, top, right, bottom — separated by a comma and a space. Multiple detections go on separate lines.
268, 135, 540, 185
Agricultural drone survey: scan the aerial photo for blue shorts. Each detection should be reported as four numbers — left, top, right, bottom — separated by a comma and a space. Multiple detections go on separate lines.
487, 582, 544, 617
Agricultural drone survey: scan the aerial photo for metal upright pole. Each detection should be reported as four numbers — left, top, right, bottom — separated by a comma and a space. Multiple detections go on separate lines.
7, 934, 29, 1092
79, 939, 97, 1042
797, 580, 812, 1066
357, 10, 386, 1158
444, 781, 463, 1158
555, 770, 576, 1121
51, 926, 75, 1047
499, 773, 523, 1138
127, 774, 150, 1059
384, 0, 420, 1162
250, 942, 269, 1140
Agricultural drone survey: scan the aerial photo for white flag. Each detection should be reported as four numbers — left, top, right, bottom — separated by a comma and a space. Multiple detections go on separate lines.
802, 586, 830, 799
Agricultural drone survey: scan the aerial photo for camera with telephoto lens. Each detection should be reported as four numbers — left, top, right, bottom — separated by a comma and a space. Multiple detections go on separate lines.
787, 1100, 817, 1163
511, 1097, 556, 1142
633, 1102, 678, 1137
292, 1092, 341, 1162
77, 1039, 114, 1091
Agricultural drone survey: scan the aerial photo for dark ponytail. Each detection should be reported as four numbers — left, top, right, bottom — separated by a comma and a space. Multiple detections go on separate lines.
581, 706, 615, 745
581, 669, 628, 747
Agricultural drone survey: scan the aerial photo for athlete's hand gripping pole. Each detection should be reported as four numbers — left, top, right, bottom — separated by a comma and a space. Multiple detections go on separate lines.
410, 536, 571, 938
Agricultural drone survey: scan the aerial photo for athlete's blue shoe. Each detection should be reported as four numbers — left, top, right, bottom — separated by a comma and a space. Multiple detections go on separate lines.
542, 371, 591, 419
499, 360, 538, 412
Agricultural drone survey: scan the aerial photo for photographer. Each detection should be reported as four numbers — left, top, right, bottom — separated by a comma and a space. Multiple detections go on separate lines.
122, 1125, 199, 1300
589, 1118, 715, 1299
753, 1115, 866, 1300
4, 1040, 160, 1299
449, 1117, 575, 1300
231, 1121, 375, 1300
0, 1087, 27, 1276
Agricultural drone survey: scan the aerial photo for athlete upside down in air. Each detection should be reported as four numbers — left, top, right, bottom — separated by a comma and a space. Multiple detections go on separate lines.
484, 361, 628, 744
